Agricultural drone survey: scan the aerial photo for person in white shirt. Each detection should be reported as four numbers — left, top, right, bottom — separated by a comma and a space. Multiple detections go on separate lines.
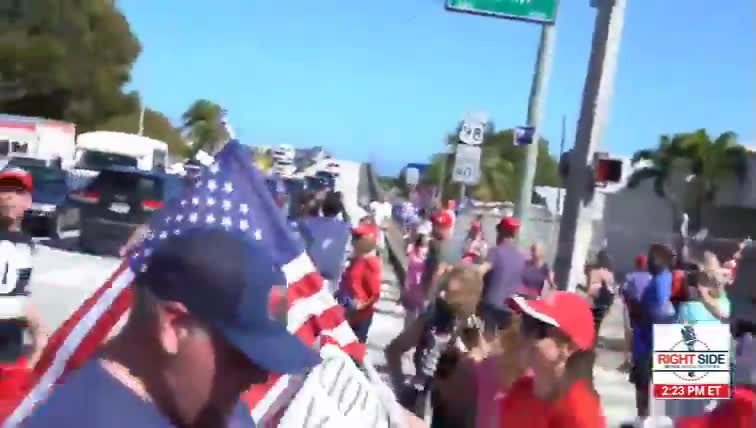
369, 197, 392, 252
0, 169, 45, 367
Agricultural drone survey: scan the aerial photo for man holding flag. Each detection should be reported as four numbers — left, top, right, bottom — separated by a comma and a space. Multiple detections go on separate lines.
3, 139, 367, 427
20, 228, 319, 427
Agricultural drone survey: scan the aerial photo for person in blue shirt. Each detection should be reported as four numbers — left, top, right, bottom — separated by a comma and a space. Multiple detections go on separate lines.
21, 229, 320, 428
629, 244, 674, 418
297, 192, 351, 295
618, 254, 653, 371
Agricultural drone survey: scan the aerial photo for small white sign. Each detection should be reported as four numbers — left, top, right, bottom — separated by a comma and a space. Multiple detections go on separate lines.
458, 112, 488, 145
278, 345, 398, 427
652, 324, 731, 400
109, 202, 130, 214
513, 125, 536, 146
452, 144, 481, 185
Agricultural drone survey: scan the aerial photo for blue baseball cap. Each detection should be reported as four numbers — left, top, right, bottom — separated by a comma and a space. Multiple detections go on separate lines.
135, 227, 320, 374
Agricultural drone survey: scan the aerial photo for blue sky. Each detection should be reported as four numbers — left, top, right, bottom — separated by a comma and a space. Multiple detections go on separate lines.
121, 1, 754, 174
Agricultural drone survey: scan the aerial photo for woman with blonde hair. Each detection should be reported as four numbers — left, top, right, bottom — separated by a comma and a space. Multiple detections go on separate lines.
520, 242, 555, 297
452, 315, 528, 428
385, 265, 485, 426
677, 252, 731, 324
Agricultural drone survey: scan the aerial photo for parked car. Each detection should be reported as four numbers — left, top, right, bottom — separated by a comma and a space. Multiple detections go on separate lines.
314, 170, 336, 190
325, 161, 340, 177
305, 175, 328, 192
283, 177, 307, 218
272, 144, 295, 162
272, 159, 296, 178
265, 176, 288, 210
6, 156, 62, 170
71, 167, 185, 256
12, 164, 79, 240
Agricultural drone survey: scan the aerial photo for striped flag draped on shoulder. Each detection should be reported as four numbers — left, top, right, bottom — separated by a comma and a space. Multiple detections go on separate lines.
2, 139, 364, 427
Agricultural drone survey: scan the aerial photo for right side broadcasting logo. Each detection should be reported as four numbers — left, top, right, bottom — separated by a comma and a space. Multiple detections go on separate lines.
652, 324, 731, 400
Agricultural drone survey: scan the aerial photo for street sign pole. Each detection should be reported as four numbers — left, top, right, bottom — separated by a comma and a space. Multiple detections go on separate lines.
445, 0, 558, 241
436, 144, 455, 206
553, 0, 627, 291
515, 21, 557, 243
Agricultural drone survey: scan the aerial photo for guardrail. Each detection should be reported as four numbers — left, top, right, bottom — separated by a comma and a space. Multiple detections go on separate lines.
364, 163, 407, 285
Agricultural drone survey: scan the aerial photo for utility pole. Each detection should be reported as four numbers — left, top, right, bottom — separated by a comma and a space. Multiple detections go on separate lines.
553, 0, 627, 290
556, 115, 566, 216
436, 145, 454, 207
138, 105, 145, 136
515, 21, 557, 242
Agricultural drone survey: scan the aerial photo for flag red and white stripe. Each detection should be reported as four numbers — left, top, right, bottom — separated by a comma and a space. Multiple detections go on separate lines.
3, 253, 364, 427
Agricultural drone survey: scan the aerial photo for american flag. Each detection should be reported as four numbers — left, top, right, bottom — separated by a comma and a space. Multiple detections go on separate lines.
3, 140, 365, 427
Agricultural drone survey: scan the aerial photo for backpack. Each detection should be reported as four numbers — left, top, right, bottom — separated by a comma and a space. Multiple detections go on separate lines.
297, 216, 351, 281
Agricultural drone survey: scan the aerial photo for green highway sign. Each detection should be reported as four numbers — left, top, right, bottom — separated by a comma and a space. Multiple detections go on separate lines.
446, 0, 558, 24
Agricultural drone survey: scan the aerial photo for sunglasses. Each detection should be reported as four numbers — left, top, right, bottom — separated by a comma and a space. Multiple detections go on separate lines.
519, 314, 555, 340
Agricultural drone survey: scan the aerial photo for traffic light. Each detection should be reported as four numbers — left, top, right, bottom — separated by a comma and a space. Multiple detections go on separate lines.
593, 154, 622, 183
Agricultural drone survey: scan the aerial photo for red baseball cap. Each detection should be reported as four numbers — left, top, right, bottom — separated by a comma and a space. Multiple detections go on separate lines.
0, 168, 32, 192
634, 254, 647, 269
431, 210, 453, 228
352, 224, 378, 241
497, 216, 520, 232
508, 291, 595, 350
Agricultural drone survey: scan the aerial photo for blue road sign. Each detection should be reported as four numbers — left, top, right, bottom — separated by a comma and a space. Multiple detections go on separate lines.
514, 126, 536, 146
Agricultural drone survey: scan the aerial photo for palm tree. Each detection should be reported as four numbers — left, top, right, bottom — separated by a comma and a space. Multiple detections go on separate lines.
181, 99, 229, 156
628, 129, 748, 232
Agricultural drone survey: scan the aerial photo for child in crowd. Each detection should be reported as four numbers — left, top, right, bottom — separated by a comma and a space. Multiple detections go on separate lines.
465, 316, 528, 428
338, 223, 382, 343
403, 233, 429, 323
385, 265, 484, 427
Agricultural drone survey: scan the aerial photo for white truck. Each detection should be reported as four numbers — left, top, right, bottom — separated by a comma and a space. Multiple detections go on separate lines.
68, 131, 170, 189
0, 114, 76, 167
272, 144, 295, 162
74, 131, 169, 172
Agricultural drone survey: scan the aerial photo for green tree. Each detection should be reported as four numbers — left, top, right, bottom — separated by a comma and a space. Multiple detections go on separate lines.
181, 99, 229, 156
628, 129, 748, 231
422, 127, 561, 202
97, 108, 189, 158
0, 0, 142, 130
378, 175, 399, 190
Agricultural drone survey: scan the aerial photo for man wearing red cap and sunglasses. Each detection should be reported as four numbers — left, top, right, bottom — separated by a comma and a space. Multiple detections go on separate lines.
0, 169, 45, 368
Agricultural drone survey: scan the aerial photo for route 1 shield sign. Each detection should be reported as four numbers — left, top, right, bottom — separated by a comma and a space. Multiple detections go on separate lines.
452, 144, 481, 185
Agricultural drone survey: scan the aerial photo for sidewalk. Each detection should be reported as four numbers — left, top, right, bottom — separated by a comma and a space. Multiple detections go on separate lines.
365, 258, 416, 383
594, 299, 638, 426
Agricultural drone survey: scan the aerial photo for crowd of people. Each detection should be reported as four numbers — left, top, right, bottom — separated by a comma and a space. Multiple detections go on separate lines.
0, 157, 752, 426
382, 198, 755, 427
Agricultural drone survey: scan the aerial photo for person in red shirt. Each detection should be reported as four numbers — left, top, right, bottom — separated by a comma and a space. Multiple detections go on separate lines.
499, 292, 605, 428
340, 224, 382, 343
